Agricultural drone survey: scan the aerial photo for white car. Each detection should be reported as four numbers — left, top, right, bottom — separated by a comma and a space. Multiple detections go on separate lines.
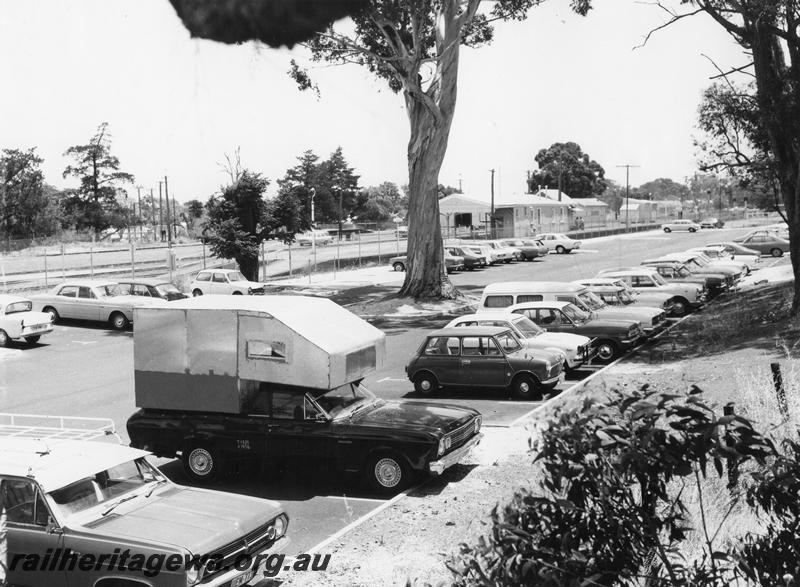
445, 312, 595, 370
462, 241, 511, 264
536, 233, 582, 254
396, 225, 409, 237
295, 230, 334, 246
462, 244, 497, 265
189, 269, 266, 296
661, 219, 700, 233
0, 295, 54, 346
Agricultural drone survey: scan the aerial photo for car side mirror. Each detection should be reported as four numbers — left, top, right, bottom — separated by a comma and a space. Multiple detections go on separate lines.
314, 413, 329, 424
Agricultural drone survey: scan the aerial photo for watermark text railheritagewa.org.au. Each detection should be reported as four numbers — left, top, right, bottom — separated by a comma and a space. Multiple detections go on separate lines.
9, 548, 331, 578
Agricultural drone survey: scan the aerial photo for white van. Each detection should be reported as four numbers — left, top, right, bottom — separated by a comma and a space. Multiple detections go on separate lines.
478, 281, 666, 335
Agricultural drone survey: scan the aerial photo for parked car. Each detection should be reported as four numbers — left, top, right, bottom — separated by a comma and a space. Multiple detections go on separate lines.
446, 246, 486, 269
445, 312, 595, 371
130, 381, 483, 493
597, 268, 706, 316
689, 245, 760, 273
699, 217, 725, 229
460, 244, 495, 265
537, 233, 582, 254
30, 280, 166, 330
1, 413, 288, 587
117, 278, 189, 301
295, 229, 334, 246
639, 259, 730, 298
507, 301, 644, 362
653, 252, 742, 284
390, 255, 408, 272
406, 326, 563, 400
189, 269, 266, 296
684, 247, 753, 275
500, 239, 548, 260
484, 240, 517, 263
0, 295, 53, 346
445, 251, 466, 273
732, 231, 791, 257
705, 241, 763, 262
396, 225, 409, 237
574, 278, 677, 316
661, 219, 701, 233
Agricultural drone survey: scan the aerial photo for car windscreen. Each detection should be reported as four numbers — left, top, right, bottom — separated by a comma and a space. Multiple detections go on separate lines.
227, 271, 248, 282
48, 458, 164, 518
562, 303, 589, 323
511, 315, 545, 337
578, 291, 605, 310
676, 266, 692, 277
617, 289, 634, 303
5, 301, 32, 314
311, 382, 377, 419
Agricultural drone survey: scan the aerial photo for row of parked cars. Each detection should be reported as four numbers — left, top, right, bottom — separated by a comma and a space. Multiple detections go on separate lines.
389, 233, 583, 273
404, 237, 767, 401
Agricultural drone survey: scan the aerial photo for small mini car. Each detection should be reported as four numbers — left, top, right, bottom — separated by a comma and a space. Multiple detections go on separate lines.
0, 295, 53, 346
536, 233, 582, 254
661, 219, 701, 233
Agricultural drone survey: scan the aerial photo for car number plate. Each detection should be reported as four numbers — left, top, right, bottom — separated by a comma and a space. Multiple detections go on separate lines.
231, 570, 254, 587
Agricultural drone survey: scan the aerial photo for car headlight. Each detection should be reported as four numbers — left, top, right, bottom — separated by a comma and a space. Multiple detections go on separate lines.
274, 514, 288, 538
438, 437, 446, 456
544, 360, 553, 371
186, 561, 205, 586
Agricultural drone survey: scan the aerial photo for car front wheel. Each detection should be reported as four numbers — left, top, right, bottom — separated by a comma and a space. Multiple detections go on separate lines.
0, 329, 9, 348
555, 245, 566, 254
663, 227, 672, 233
192, 289, 203, 297
393, 262, 406, 272
366, 453, 410, 494
771, 248, 784, 257
689, 227, 697, 233
109, 312, 129, 331
595, 340, 619, 362
413, 372, 439, 395
509, 374, 542, 401
670, 298, 690, 317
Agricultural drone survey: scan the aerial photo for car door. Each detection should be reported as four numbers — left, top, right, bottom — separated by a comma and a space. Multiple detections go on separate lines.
415, 336, 462, 386
266, 389, 332, 469
459, 335, 508, 387
52, 285, 79, 319
76, 286, 101, 321
210, 272, 229, 294
2, 477, 68, 587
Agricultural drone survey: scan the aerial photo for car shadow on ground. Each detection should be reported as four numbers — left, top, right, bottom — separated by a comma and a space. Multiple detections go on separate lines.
53, 318, 133, 337
158, 459, 401, 501
410, 463, 479, 497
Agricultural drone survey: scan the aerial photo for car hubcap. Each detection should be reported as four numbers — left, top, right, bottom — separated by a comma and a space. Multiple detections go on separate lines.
598, 345, 614, 360
0, 331, 7, 346
420, 379, 431, 391
519, 381, 530, 393
115, 316, 125, 328
375, 458, 401, 488
189, 448, 213, 476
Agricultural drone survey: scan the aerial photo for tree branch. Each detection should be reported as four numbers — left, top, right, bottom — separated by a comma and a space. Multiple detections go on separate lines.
633, 2, 704, 50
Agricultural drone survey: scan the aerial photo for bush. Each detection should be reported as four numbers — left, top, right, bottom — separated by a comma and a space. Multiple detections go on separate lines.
448, 385, 800, 586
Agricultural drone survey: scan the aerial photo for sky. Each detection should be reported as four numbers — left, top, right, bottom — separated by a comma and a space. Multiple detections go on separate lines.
0, 0, 747, 205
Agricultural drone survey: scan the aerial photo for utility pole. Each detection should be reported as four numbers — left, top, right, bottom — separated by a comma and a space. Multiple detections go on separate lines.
458, 174, 463, 192
490, 168, 495, 238
150, 188, 155, 238
136, 186, 143, 239
164, 175, 172, 243
616, 164, 640, 231
557, 156, 563, 202
158, 182, 164, 242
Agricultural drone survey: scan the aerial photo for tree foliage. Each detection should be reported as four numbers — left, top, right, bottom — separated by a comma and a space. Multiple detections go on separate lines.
528, 142, 607, 198
291, 0, 594, 298
62, 123, 134, 238
203, 170, 275, 280
637, 177, 689, 201
0, 148, 62, 244
447, 385, 800, 586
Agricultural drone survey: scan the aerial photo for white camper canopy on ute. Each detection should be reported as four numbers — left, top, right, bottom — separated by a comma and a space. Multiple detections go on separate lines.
133, 295, 386, 414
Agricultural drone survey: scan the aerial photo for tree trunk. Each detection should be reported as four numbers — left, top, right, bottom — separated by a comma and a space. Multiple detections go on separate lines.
750, 23, 800, 315
238, 254, 259, 282
397, 3, 464, 300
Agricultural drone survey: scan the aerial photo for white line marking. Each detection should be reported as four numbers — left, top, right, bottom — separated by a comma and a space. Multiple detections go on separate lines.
375, 377, 406, 383
307, 488, 411, 555
73, 340, 98, 345
323, 495, 388, 503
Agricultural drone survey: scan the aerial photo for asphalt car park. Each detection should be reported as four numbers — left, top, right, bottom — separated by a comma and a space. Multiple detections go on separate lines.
0, 225, 785, 571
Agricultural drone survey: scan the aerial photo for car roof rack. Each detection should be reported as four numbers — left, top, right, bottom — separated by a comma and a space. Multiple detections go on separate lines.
0, 413, 121, 443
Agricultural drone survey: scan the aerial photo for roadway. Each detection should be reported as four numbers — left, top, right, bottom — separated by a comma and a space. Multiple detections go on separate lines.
0, 226, 775, 557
